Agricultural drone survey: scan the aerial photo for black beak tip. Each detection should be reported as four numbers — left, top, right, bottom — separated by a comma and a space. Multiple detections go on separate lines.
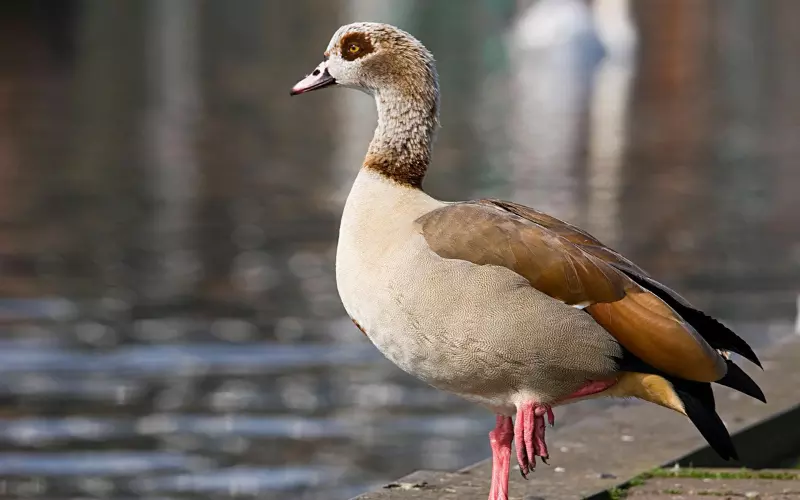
290, 67, 336, 97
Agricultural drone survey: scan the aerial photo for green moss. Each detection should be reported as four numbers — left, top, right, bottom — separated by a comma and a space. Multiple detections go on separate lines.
604, 471, 652, 499
604, 467, 800, 499
647, 468, 800, 481
662, 488, 684, 495
607, 486, 626, 500
627, 476, 647, 487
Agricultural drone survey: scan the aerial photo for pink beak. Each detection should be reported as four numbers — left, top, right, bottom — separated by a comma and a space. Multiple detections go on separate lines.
290, 61, 336, 96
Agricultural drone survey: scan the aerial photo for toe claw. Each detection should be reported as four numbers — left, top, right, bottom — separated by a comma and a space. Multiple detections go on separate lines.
518, 455, 529, 477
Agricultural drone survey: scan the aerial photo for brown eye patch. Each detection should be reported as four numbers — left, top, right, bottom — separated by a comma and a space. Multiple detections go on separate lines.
340, 32, 374, 61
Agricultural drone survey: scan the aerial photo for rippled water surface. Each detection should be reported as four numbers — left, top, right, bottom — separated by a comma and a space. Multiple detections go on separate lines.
0, 1, 799, 499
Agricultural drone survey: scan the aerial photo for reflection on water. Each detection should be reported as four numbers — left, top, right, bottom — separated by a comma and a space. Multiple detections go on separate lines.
0, 1, 798, 499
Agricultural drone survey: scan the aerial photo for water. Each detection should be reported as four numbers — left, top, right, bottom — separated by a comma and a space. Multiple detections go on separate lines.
0, 1, 799, 499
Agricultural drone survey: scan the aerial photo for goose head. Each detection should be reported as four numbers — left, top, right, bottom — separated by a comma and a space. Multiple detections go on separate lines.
290, 22, 438, 99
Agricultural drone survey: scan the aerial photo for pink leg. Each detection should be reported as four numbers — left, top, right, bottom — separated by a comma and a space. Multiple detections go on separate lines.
510, 380, 614, 478
488, 415, 513, 500
514, 402, 553, 478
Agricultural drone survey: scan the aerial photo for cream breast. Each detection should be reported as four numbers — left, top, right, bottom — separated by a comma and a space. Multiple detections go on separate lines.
336, 168, 442, 328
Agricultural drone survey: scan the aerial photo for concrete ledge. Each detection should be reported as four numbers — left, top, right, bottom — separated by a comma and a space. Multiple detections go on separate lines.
351, 335, 800, 500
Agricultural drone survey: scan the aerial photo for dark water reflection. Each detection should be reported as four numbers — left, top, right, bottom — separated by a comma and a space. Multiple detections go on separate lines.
0, 1, 798, 499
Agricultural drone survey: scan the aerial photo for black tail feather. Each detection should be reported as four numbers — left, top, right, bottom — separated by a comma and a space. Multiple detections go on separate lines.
613, 346, 757, 461
621, 271, 762, 369
671, 379, 738, 461
615, 348, 766, 405
613, 347, 659, 375
716, 360, 766, 403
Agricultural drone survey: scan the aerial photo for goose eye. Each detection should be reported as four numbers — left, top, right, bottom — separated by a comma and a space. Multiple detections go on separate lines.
348, 43, 360, 54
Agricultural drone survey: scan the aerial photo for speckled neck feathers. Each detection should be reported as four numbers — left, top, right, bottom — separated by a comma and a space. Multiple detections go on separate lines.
364, 53, 439, 188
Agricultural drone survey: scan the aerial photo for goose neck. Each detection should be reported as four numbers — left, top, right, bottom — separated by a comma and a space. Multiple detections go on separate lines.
364, 85, 439, 189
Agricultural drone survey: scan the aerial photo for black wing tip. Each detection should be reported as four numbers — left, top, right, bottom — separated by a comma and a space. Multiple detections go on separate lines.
621, 271, 764, 370
692, 310, 763, 369
673, 381, 739, 461
671, 305, 763, 370
716, 360, 767, 403
746, 355, 764, 370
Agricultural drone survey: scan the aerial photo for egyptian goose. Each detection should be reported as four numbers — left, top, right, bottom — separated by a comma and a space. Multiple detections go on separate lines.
291, 23, 764, 500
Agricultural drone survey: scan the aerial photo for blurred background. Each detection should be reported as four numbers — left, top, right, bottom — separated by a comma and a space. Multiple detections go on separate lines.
0, 0, 798, 498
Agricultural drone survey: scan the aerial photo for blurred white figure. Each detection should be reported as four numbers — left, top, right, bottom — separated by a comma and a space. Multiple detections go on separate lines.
585, 0, 637, 246
514, 0, 598, 50
508, 0, 602, 225
507, 0, 637, 245
592, 0, 637, 58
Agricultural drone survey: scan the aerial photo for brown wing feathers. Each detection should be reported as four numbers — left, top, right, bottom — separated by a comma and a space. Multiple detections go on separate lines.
418, 201, 728, 383
483, 199, 762, 370
419, 202, 626, 305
